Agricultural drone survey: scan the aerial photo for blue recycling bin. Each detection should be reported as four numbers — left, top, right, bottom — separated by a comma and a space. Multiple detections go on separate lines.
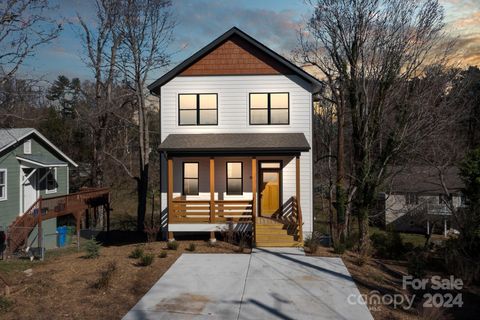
57, 226, 67, 247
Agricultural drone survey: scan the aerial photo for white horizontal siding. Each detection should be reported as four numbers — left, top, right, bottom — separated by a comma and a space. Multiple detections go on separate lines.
159, 75, 313, 238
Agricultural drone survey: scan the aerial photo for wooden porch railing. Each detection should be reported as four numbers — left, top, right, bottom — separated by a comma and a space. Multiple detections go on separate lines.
5, 188, 110, 256
170, 199, 253, 224
271, 196, 303, 243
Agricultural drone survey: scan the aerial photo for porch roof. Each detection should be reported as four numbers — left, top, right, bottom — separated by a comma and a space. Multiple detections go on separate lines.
159, 133, 310, 155
16, 154, 68, 168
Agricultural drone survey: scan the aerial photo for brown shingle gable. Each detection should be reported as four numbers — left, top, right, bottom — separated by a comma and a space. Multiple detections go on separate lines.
179, 34, 292, 76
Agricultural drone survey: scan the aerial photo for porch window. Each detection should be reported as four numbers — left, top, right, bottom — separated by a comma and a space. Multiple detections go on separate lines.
0, 169, 6, 201
226, 162, 243, 195
183, 162, 199, 195
249, 93, 289, 125
179, 93, 217, 125
46, 168, 57, 194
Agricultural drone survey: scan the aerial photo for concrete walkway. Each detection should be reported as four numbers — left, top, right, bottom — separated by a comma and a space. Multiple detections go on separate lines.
123, 248, 373, 320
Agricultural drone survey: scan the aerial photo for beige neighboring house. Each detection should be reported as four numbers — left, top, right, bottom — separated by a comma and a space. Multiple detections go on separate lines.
378, 166, 467, 235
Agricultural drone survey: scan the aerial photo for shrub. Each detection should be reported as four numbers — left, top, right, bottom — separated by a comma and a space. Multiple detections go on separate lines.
84, 237, 101, 259
344, 232, 358, 250
237, 237, 248, 253
129, 247, 144, 259
443, 238, 480, 284
139, 253, 155, 266
370, 230, 406, 259
407, 249, 427, 278
186, 243, 196, 252
355, 253, 369, 266
144, 223, 160, 243
159, 251, 167, 258
304, 235, 319, 253
333, 243, 346, 254
167, 240, 179, 250
0, 296, 13, 312
93, 261, 117, 290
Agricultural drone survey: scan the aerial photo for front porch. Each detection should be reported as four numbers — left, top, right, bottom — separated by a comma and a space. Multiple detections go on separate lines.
166, 155, 303, 246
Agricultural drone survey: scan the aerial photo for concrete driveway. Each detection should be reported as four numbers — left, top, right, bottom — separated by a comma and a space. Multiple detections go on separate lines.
123, 248, 373, 320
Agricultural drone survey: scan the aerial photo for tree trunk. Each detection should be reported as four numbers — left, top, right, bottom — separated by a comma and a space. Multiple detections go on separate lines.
358, 206, 370, 254
137, 164, 148, 232
335, 102, 346, 243
136, 91, 149, 232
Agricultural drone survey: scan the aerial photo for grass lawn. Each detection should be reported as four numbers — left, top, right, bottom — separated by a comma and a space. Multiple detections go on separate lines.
369, 226, 427, 248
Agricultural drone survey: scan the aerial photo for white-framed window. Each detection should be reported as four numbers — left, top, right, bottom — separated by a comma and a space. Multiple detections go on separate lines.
23, 139, 32, 154
0, 169, 7, 201
46, 168, 57, 194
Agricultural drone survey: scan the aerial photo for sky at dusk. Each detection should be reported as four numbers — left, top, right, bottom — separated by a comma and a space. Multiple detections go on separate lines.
17, 0, 480, 84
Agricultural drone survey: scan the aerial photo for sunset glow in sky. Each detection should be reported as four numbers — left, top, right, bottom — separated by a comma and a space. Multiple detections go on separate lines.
18, 0, 480, 83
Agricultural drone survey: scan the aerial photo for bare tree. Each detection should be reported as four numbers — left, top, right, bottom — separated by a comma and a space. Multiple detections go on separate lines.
298, 0, 453, 252
117, 0, 174, 231
77, 0, 125, 187
0, 0, 61, 82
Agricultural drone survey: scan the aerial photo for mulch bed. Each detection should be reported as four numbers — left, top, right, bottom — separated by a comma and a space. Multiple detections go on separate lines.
1, 240, 249, 320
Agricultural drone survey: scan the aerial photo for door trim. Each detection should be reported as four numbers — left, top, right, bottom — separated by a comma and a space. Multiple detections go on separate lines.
258, 160, 282, 217
19, 166, 39, 215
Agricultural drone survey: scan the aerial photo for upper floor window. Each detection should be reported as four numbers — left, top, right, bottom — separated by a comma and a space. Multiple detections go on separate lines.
179, 93, 217, 126
226, 162, 243, 195
183, 162, 199, 195
46, 168, 57, 194
0, 169, 7, 201
24, 139, 31, 154
249, 93, 289, 125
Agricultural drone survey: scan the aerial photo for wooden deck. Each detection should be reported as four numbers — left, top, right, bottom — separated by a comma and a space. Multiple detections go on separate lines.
5, 188, 110, 256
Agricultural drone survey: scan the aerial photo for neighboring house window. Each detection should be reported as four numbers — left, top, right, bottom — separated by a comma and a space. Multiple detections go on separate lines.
226, 162, 243, 195
249, 93, 289, 125
179, 94, 217, 125
0, 169, 6, 201
24, 139, 31, 154
405, 193, 418, 205
439, 194, 452, 204
460, 193, 470, 207
46, 168, 57, 194
183, 162, 199, 195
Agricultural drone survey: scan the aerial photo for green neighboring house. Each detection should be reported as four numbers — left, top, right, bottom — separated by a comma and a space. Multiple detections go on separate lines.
0, 128, 78, 249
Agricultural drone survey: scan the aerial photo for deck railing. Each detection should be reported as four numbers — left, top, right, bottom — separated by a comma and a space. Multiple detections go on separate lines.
170, 199, 253, 224
6, 188, 110, 256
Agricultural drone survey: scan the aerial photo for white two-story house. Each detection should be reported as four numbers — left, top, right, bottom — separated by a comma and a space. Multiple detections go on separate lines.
148, 27, 321, 247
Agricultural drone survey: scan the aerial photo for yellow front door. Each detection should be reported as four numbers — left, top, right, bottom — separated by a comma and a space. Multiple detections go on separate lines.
260, 171, 280, 217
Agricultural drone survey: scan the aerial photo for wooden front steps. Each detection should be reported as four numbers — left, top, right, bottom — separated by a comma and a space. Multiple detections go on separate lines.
255, 217, 302, 247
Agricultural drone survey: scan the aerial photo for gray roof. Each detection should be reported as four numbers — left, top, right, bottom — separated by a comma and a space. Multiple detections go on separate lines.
387, 166, 463, 194
17, 154, 67, 167
0, 128, 78, 167
0, 128, 34, 150
159, 133, 310, 154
